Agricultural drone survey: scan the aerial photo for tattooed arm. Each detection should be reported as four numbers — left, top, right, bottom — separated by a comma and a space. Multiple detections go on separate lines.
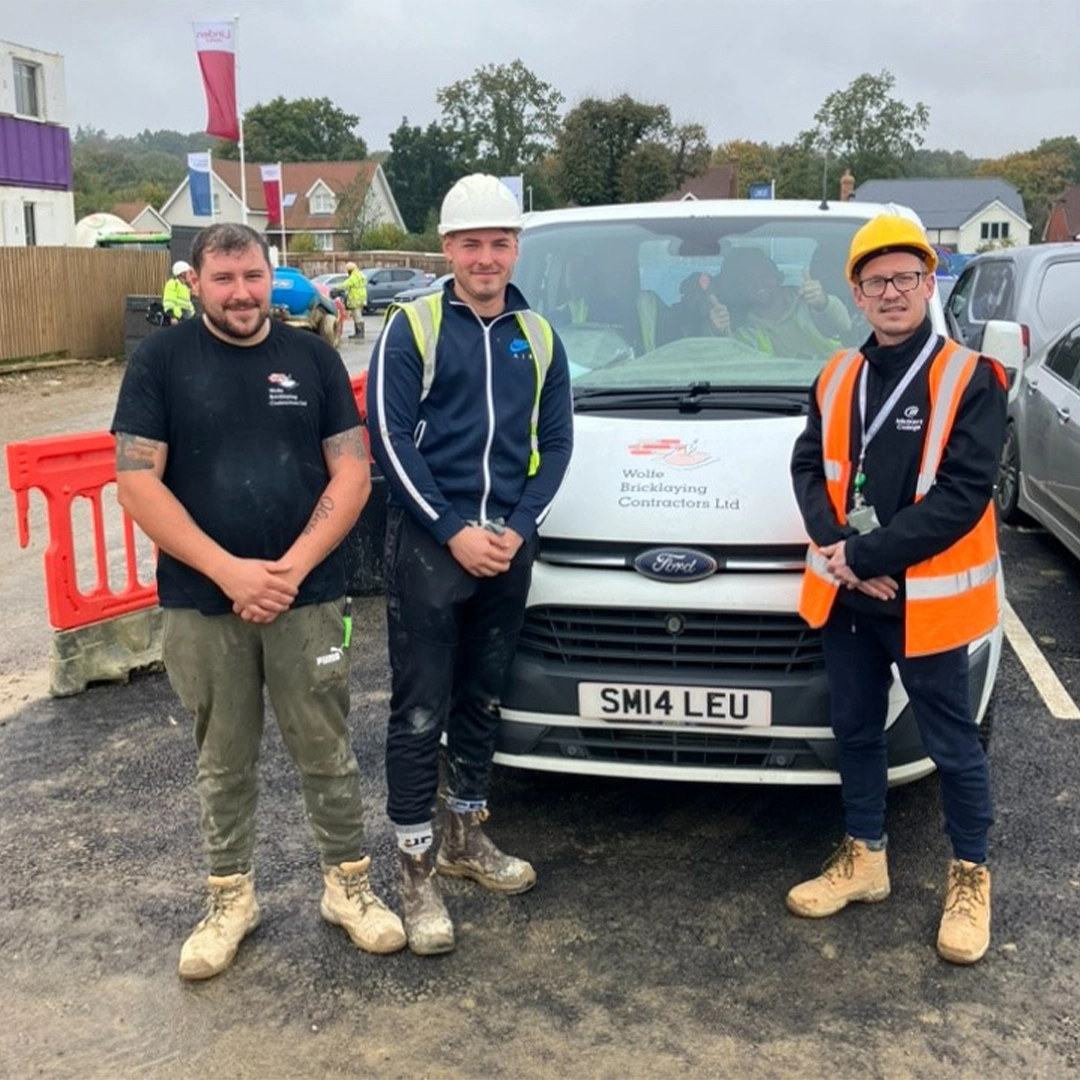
114, 432, 298, 620
263, 425, 371, 597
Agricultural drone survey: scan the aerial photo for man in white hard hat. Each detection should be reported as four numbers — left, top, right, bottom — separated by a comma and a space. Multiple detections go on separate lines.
163, 260, 196, 324
367, 174, 574, 955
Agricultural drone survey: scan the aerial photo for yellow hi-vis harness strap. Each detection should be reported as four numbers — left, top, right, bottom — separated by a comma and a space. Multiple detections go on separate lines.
386, 293, 555, 476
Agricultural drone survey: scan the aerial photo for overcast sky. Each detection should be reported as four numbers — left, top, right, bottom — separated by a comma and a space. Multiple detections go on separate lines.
2, 0, 1074, 162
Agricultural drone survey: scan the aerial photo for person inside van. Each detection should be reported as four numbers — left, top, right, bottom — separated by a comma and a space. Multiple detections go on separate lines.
707, 247, 851, 358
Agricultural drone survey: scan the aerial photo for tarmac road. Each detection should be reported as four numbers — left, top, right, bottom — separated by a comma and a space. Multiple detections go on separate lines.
1, 570, 1079, 1079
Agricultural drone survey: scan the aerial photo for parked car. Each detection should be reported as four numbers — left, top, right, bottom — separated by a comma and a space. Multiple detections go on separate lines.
392, 272, 453, 304
493, 199, 1005, 787
946, 244, 1080, 364
358, 267, 431, 313
995, 315, 1080, 560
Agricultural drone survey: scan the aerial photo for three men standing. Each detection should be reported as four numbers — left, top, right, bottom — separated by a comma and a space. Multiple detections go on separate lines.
367, 174, 574, 954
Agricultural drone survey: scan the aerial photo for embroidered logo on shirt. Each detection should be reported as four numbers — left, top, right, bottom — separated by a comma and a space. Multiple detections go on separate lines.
896, 405, 924, 433
267, 373, 307, 407
509, 338, 531, 355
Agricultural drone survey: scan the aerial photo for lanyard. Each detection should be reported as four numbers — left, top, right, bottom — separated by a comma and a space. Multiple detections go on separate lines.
856, 333, 939, 470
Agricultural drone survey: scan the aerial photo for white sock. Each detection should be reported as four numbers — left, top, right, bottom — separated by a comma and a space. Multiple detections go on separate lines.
396, 821, 433, 855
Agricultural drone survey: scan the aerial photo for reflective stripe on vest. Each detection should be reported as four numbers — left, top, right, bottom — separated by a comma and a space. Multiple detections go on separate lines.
568, 293, 658, 353
385, 293, 555, 477
798, 339, 1004, 656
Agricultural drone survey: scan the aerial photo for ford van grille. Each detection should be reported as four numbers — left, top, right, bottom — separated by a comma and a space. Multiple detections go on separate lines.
517, 607, 824, 673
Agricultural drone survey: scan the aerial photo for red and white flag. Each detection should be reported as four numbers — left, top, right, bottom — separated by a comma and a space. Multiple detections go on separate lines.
192, 22, 239, 142
261, 164, 283, 226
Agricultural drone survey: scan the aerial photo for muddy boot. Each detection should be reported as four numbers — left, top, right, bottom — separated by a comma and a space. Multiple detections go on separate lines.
436, 806, 537, 894
786, 836, 890, 918
321, 857, 406, 954
399, 847, 455, 955
937, 860, 991, 965
178, 871, 260, 980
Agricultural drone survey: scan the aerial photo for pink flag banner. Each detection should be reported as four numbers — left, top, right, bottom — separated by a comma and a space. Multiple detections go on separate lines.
261, 164, 283, 227
192, 22, 239, 142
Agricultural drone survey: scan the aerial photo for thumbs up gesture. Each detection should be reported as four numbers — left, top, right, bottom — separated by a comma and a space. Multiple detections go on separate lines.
798, 268, 828, 312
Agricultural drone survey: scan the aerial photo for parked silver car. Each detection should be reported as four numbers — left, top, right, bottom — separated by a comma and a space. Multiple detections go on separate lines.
997, 316, 1080, 561
946, 244, 1080, 364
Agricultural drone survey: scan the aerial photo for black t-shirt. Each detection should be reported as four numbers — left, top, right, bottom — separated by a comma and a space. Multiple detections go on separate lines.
111, 317, 360, 614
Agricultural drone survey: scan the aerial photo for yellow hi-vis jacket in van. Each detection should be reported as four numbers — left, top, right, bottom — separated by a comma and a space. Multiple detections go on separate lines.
798, 338, 1006, 657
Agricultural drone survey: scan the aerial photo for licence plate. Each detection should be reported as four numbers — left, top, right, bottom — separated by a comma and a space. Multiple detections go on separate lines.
578, 682, 771, 727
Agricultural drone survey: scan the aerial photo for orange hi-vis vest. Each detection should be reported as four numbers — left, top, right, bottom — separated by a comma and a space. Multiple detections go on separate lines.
798, 338, 1007, 657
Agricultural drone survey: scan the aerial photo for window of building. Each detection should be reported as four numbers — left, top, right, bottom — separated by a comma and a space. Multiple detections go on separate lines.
1001, 222, 1010, 239
23, 203, 37, 246
310, 190, 336, 216
980, 222, 989, 240
315, 232, 334, 251
14, 59, 40, 117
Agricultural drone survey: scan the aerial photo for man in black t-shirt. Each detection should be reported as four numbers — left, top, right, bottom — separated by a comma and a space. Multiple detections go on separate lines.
112, 223, 405, 980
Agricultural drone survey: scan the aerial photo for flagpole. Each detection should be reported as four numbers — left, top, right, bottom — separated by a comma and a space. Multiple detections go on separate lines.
234, 13, 248, 224
209, 149, 216, 222
279, 162, 287, 265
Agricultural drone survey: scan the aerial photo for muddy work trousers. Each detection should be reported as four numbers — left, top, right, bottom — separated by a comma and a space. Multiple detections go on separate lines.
163, 599, 364, 876
383, 507, 536, 826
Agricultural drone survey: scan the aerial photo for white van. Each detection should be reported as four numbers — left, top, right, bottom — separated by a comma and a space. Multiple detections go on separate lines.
497, 199, 1002, 786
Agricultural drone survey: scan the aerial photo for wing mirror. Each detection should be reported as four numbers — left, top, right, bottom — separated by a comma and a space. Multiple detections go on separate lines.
981, 320, 1025, 404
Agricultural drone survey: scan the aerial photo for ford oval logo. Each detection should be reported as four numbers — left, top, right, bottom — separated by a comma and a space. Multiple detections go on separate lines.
633, 547, 718, 583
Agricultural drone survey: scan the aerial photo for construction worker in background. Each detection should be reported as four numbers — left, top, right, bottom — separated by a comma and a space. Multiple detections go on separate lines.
342, 261, 367, 340
788, 214, 1007, 965
162, 260, 195, 324
367, 174, 574, 956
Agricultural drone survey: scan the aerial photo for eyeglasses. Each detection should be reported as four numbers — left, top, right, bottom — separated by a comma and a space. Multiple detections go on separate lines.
857, 271, 927, 297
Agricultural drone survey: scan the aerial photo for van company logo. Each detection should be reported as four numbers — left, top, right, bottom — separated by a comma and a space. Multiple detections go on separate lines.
633, 548, 718, 583
268, 373, 298, 389
627, 437, 717, 469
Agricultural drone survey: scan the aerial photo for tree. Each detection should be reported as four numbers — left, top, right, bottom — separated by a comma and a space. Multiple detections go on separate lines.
669, 123, 711, 190
805, 70, 929, 184
715, 139, 777, 197
334, 172, 377, 248
436, 59, 564, 176
384, 118, 465, 233
553, 95, 672, 206
976, 150, 1072, 241
774, 135, 826, 200
619, 142, 676, 203
216, 97, 367, 162
910, 147, 980, 179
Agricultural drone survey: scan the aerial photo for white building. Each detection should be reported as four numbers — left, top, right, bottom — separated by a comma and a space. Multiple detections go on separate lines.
0, 40, 76, 246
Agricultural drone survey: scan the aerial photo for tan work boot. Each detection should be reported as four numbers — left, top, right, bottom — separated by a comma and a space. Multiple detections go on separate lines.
937, 860, 991, 964
786, 836, 890, 918
436, 805, 537, 894
178, 871, 260, 980
321, 857, 406, 954
400, 847, 455, 955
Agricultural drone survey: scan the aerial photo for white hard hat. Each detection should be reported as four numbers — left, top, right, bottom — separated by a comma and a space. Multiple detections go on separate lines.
172, 260, 192, 276
438, 174, 523, 236
345, 261, 358, 271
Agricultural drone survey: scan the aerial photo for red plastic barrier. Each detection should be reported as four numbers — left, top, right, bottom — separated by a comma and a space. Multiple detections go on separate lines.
6, 370, 371, 633
6, 432, 157, 631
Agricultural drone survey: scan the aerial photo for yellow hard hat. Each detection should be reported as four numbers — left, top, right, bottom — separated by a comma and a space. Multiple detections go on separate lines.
846, 215, 937, 284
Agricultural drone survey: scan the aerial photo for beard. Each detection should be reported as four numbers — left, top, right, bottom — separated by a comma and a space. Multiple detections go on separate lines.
204, 302, 270, 341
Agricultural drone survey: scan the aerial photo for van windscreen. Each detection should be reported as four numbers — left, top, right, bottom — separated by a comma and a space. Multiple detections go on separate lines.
514, 216, 869, 391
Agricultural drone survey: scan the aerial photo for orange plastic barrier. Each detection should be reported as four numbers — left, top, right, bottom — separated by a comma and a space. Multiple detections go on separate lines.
6, 432, 157, 631
7, 372, 372, 633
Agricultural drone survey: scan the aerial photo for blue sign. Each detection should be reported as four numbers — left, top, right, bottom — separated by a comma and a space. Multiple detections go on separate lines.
748, 182, 773, 200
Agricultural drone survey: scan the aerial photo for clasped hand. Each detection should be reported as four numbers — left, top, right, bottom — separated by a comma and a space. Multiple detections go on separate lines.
818, 540, 898, 602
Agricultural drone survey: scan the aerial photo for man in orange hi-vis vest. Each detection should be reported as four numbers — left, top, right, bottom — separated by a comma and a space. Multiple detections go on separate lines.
788, 215, 1007, 965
